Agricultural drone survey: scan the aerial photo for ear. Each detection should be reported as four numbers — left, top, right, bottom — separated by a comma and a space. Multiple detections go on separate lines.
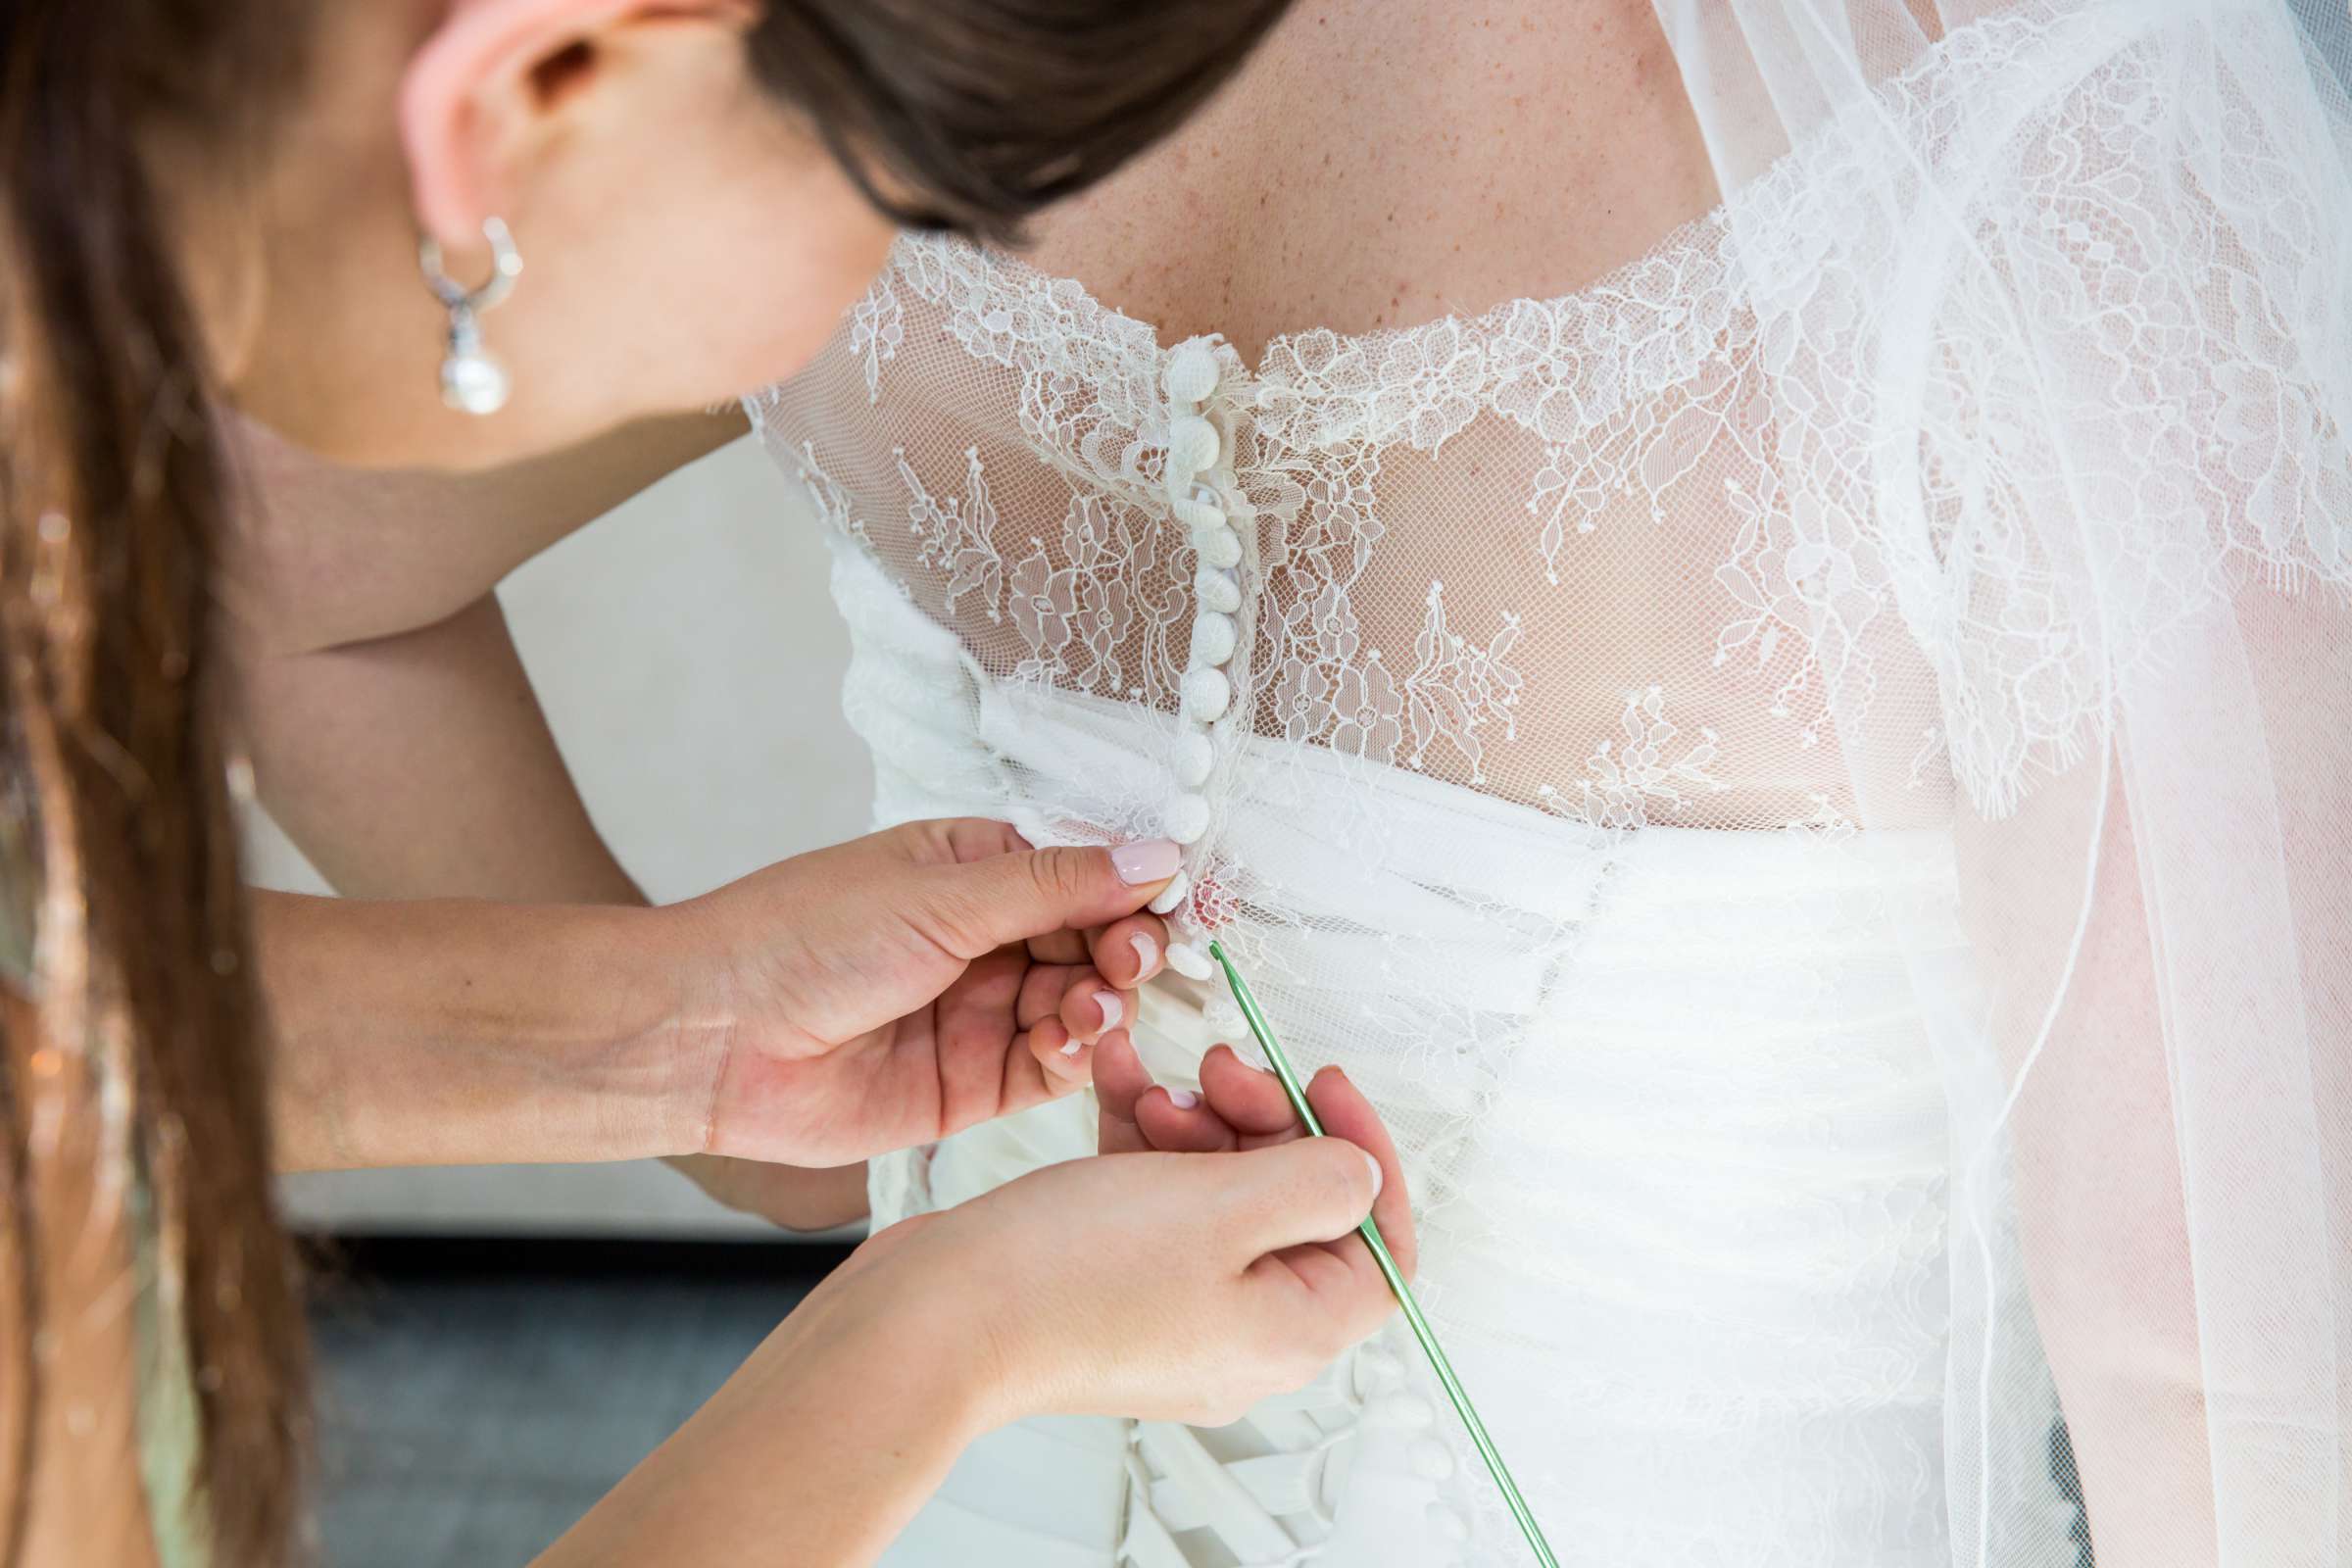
398, 0, 758, 248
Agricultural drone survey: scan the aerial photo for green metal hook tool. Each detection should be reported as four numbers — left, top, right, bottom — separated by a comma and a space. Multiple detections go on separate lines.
1205, 940, 1561, 1568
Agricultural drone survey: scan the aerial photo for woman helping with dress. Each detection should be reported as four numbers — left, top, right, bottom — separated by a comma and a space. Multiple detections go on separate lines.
745, 0, 2352, 1561
0, 3, 1440, 1565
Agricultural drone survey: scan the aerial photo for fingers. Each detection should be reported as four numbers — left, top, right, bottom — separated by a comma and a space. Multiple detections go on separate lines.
1249, 1238, 1397, 1358
1121, 1043, 1315, 1156
1136, 1085, 1242, 1152
1057, 969, 1137, 1053
917, 836, 1181, 961
1092, 1030, 1152, 1153
1025, 928, 1091, 967
1100, 1034, 1248, 1154
1085, 913, 1169, 988
927, 946, 1026, 1122
1210, 1136, 1382, 1263
1016, 963, 1079, 1033
1023, 1015, 1091, 1095
1200, 1045, 1304, 1141
1303, 1066, 1415, 1281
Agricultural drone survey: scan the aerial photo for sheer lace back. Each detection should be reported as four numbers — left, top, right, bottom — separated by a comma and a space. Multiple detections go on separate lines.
768, 203, 1897, 842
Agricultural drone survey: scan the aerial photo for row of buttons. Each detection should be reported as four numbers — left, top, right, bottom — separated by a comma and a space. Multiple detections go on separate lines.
1155, 340, 1244, 983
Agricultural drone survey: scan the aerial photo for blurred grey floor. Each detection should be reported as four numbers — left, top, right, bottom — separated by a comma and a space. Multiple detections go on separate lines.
309, 1240, 847, 1568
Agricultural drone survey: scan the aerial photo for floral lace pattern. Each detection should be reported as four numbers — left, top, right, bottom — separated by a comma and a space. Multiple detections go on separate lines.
1540, 686, 1727, 832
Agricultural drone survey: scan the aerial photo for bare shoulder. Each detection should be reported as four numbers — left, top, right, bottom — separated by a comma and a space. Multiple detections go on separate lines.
223, 404, 749, 655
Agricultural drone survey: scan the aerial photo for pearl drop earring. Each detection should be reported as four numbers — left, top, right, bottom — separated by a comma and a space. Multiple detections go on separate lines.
417, 217, 524, 416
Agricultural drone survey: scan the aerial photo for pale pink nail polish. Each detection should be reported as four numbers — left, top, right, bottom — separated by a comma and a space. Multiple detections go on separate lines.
1095, 990, 1124, 1030
1167, 1088, 1200, 1110
1361, 1151, 1385, 1202
1129, 931, 1160, 976
1059, 1040, 1083, 1057
1112, 839, 1182, 884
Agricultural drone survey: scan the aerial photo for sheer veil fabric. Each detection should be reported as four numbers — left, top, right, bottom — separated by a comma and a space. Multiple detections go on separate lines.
1657, 2, 2352, 1562
747, 2, 2352, 1561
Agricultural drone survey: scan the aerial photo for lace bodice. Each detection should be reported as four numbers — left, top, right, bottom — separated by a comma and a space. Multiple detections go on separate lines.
772, 196, 1890, 834
759, 0, 2346, 864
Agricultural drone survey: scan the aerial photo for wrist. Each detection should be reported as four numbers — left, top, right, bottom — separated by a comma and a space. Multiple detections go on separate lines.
816, 1219, 1021, 1441
535, 1222, 990, 1567
631, 896, 746, 1158
573, 901, 727, 1161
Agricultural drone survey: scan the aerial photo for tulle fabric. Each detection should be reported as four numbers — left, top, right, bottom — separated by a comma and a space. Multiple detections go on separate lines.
749, 2, 2352, 1560
1665, 2, 2352, 1559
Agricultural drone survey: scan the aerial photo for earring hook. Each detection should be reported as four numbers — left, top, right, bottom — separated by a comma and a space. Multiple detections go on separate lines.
418, 218, 524, 416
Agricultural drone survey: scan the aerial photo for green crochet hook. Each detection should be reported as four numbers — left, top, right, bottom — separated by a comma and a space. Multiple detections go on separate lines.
1206, 941, 1561, 1568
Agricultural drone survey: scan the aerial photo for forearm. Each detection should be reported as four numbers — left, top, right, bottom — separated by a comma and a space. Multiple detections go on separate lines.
237, 593, 644, 905
533, 1275, 985, 1568
257, 890, 714, 1170
229, 435, 866, 1222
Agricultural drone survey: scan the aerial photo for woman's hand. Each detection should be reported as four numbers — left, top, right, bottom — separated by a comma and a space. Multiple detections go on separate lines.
537, 1058, 1412, 1568
876, 1046, 1414, 1427
665, 818, 1176, 1167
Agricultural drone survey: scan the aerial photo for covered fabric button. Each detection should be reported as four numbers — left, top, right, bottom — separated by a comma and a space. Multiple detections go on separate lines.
1408, 1438, 1457, 1482
1165, 941, 1213, 980
1147, 869, 1191, 916
1175, 730, 1215, 787
1182, 666, 1232, 722
1190, 611, 1237, 668
1162, 343, 1220, 406
1164, 793, 1211, 844
1426, 1503, 1471, 1545
1165, 414, 1221, 478
1172, 495, 1226, 532
1194, 524, 1243, 570
1196, 566, 1243, 614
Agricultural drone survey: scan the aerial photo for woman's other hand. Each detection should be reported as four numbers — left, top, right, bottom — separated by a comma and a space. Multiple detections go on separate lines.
550, 1116, 1408, 1568
1096, 1031, 1417, 1274
816, 1095, 1410, 1430
662, 818, 1174, 1167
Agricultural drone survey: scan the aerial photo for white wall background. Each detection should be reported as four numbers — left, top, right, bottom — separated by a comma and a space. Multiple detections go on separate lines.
269, 437, 875, 1237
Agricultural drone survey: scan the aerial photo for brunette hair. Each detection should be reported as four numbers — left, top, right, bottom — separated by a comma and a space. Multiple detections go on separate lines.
0, 2, 1284, 1563
751, 0, 1291, 241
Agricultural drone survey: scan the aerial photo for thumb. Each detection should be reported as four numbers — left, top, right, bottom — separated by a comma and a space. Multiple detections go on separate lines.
1209, 1136, 1382, 1262
918, 839, 1181, 959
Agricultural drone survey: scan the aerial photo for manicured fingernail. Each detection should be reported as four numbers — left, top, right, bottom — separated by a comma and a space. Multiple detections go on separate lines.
1059, 1040, 1082, 1057
1361, 1151, 1385, 1202
1094, 990, 1123, 1030
1167, 1088, 1200, 1110
1129, 931, 1160, 975
1111, 839, 1182, 884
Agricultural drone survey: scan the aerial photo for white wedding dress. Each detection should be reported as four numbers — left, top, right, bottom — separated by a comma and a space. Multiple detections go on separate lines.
746, 3, 2352, 1563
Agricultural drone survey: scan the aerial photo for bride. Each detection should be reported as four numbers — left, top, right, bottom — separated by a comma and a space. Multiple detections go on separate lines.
733, 0, 2352, 1563
242, 0, 2352, 1563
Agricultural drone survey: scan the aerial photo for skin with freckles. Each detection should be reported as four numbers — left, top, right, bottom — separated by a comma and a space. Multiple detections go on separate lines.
1026, 0, 1719, 364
